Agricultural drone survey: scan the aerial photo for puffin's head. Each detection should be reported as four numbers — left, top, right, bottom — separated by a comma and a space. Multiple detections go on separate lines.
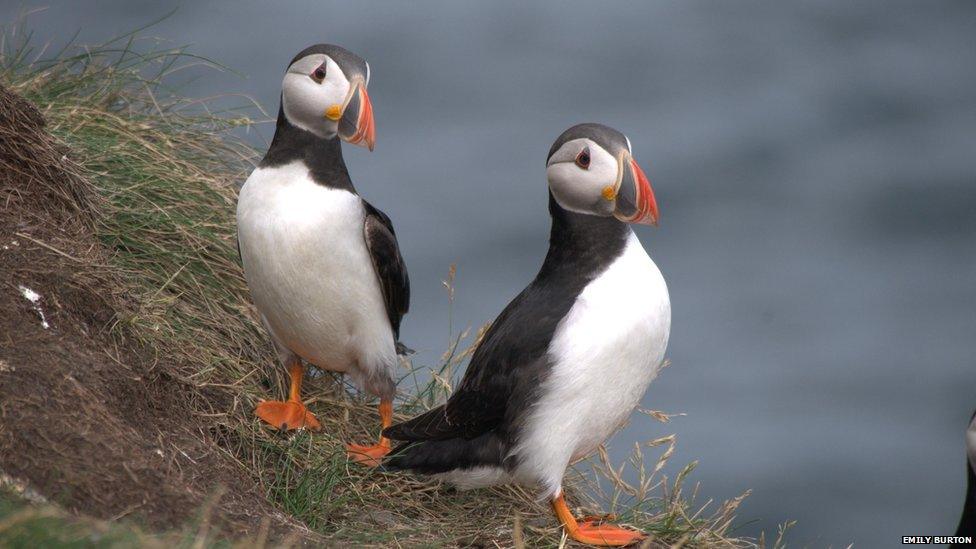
546, 123, 658, 226
281, 44, 375, 150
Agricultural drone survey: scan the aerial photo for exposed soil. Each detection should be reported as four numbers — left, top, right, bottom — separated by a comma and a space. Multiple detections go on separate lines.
0, 84, 310, 542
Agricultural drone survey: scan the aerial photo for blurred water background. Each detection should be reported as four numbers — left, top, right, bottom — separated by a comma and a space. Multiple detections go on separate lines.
3, 2, 974, 545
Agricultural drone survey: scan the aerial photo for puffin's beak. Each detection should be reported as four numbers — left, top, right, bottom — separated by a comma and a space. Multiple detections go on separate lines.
337, 80, 376, 151
613, 154, 659, 226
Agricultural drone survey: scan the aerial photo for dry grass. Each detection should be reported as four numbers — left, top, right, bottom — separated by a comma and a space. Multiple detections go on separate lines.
0, 15, 778, 548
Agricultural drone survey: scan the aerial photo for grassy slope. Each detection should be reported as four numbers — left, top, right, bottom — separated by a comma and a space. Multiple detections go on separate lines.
0, 488, 244, 549
0, 21, 773, 548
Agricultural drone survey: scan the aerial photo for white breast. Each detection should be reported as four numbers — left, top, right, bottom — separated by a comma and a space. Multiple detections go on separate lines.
236, 161, 395, 392
512, 231, 671, 498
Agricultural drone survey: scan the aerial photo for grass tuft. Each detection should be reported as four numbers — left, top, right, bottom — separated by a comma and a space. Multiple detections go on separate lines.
1, 15, 777, 547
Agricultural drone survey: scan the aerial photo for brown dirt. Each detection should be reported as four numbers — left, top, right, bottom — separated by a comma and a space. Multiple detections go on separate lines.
0, 84, 311, 543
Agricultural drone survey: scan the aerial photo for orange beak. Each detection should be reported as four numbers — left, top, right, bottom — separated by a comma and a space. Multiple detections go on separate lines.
338, 81, 376, 151
613, 155, 659, 226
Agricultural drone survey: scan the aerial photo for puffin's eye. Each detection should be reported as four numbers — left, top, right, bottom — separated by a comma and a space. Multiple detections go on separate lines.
575, 147, 591, 169
311, 64, 327, 83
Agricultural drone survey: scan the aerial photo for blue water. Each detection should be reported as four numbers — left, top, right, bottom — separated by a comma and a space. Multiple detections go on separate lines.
4, 2, 975, 546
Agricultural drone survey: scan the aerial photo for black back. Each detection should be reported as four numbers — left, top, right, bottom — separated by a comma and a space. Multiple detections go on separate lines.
954, 410, 976, 543
384, 194, 629, 472
954, 463, 976, 542
363, 200, 410, 340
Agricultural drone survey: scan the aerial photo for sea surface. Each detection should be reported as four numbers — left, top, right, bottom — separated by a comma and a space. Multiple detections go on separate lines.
3, 2, 975, 546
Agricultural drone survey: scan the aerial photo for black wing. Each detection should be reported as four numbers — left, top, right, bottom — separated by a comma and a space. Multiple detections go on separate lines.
384, 281, 561, 442
362, 200, 410, 340
385, 196, 632, 446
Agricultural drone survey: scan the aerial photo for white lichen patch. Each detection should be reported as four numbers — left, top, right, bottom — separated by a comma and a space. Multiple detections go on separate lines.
19, 285, 40, 303
0, 470, 48, 504
18, 284, 51, 329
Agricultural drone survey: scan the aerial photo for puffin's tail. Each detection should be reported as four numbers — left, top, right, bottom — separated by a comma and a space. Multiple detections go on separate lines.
382, 432, 507, 474
395, 341, 414, 356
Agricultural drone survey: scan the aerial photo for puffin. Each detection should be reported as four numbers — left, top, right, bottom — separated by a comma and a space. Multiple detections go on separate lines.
952, 410, 976, 545
236, 44, 409, 466
383, 123, 669, 546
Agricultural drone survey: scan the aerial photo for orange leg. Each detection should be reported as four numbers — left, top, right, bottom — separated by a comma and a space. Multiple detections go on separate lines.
346, 398, 393, 467
551, 494, 645, 547
254, 358, 321, 431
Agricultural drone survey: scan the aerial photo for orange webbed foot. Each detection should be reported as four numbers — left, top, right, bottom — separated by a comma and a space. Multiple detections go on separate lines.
570, 520, 646, 547
346, 440, 391, 468
346, 399, 393, 467
255, 400, 321, 431
552, 494, 645, 547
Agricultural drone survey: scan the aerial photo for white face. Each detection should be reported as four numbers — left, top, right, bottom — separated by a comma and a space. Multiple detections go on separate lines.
968, 414, 976, 474
546, 138, 621, 217
281, 54, 352, 138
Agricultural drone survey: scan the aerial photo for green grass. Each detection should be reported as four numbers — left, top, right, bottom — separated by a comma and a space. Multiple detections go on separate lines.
0, 15, 778, 548
0, 488, 236, 549
261, 433, 350, 531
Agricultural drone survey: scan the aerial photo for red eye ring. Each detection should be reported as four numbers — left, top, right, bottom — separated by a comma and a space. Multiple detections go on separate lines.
575, 147, 591, 169
311, 65, 327, 83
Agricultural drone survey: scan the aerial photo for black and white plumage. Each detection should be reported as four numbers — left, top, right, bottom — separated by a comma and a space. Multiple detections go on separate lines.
236, 45, 407, 451
953, 411, 976, 545
384, 123, 668, 532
